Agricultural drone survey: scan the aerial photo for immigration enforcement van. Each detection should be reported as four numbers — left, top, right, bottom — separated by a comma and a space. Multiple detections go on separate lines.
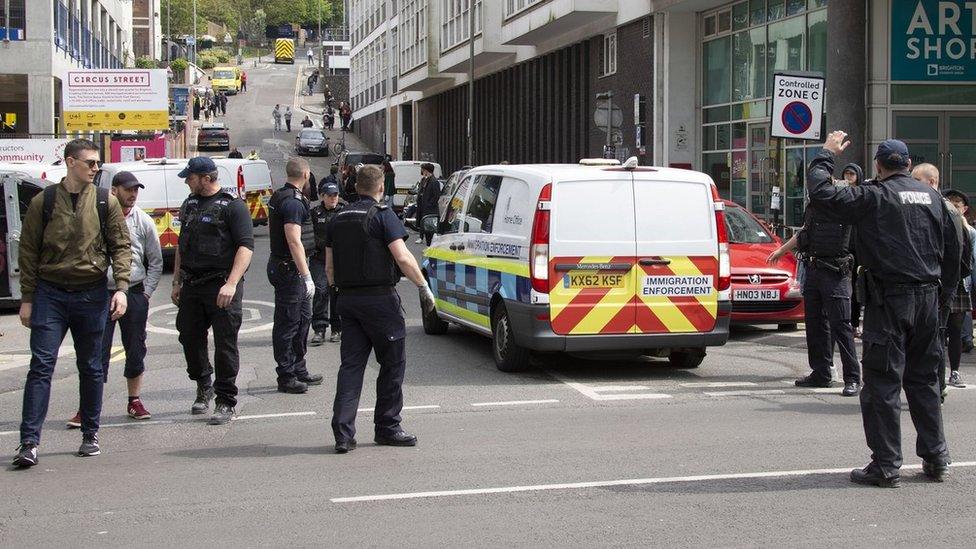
419, 158, 731, 372
96, 158, 274, 254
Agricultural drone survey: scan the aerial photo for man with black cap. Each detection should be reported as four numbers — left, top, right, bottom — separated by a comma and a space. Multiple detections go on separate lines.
807, 132, 961, 488
267, 157, 323, 394
66, 171, 163, 427
171, 156, 255, 425
309, 179, 344, 346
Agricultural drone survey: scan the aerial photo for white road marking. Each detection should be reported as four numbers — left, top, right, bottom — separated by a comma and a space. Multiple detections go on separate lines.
233, 411, 317, 421
330, 461, 976, 504
591, 393, 673, 401
590, 385, 651, 392
147, 301, 277, 335
471, 399, 560, 407
704, 389, 787, 397
679, 381, 758, 388
357, 405, 441, 413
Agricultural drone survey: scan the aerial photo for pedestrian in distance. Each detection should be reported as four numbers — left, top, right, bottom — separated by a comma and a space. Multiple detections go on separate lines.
325, 165, 438, 453
309, 179, 344, 346
272, 104, 282, 132
247, 150, 259, 160
339, 102, 352, 131
301, 115, 314, 129
240, 70, 247, 93
228, 147, 243, 159
285, 107, 293, 133
768, 167, 862, 397
382, 160, 396, 205
416, 163, 440, 246
307, 73, 316, 96
324, 107, 335, 131
65, 171, 163, 428
13, 138, 132, 468
267, 157, 323, 394
307, 48, 314, 64
807, 131, 961, 488
171, 157, 255, 426
911, 163, 971, 401
342, 164, 359, 202
192, 92, 201, 120
219, 91, 228, 116
939, 189, 973, 395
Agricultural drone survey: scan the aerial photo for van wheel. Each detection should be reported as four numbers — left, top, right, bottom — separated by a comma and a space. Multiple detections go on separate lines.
422, 302, 449, 335
777, 323, 798, 332
669, 349, 706, 369
492, 305, 531, 372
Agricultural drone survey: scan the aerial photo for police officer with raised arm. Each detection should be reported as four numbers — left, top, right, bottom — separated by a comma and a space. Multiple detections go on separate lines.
325, 165, 436, 454
171, 157, 255, 426
267, 157, 323, 394
807, 132, 961, 488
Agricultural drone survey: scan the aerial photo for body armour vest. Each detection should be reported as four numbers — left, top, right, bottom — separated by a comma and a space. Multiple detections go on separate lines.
330, 201, 399, 288
178, 190, 241, 276
797, 205, 852, 258
268, 185, 316, 259
311, 203, 343, 253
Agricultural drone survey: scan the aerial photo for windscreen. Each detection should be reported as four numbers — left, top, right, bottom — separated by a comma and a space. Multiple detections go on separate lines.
348, 154, 384, 166
213, 70, 235, 79
724, 205, 774, 244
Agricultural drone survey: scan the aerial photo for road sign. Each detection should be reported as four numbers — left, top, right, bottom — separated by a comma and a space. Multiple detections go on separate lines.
594, 105, 623, 129
770, 72, 825, 141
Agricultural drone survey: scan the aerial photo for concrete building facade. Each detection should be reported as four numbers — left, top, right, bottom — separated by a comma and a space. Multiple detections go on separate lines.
131, 0, 161, 60
0, 0, 134, 136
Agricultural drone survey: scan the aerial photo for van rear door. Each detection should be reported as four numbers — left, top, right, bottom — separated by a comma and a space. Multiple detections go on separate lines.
548, 175, 637, 335
633, 177, 718, 333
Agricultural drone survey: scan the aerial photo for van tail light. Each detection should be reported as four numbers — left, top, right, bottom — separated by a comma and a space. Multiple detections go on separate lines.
529, 183, 552, 294
711, 185, 731, 293
236, 166, 245, 199
40, 171, 47, 181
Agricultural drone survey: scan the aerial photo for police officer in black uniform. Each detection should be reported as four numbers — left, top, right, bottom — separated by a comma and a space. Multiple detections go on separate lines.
770, 197, 861, 396
325, 164, 436, 454
267, 157, 323, 394
172, 157, 255, 425
309, 180, 344, 346
806, 132, 961, 488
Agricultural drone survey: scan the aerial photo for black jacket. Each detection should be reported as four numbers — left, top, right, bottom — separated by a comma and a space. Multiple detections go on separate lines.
417, 175, 440, 220
807, 150, 961, 303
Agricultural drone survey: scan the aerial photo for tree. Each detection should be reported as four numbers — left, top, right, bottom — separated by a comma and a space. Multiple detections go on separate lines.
262, 2, 307, 26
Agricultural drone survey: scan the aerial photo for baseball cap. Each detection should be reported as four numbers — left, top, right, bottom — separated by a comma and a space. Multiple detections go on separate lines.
177, 156, 218, 178
111, 171, 144, 189
318, 181, 340, 195
944, 189, 969, 206
874, 139, 910, 166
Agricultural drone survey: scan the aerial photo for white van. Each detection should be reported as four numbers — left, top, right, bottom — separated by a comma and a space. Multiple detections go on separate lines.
420, 158, 731, 372
96, 158, 275, 254
0, 162, 67, 183
390, 160, 442, 210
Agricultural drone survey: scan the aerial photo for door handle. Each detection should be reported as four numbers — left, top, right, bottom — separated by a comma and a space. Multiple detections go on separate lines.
639, 258, 672, 266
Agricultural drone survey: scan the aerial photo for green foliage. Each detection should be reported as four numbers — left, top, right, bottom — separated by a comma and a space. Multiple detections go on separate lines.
208, 48, 231, 63
197, 53, 218, 70
135, 56, 158, 69
170, 57, 189, 72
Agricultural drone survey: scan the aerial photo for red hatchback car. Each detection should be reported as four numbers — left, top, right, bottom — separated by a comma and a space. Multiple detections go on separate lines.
723, 200, 805, 329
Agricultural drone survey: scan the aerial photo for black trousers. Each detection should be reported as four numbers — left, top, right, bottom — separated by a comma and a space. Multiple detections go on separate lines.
100, 289, 149, 380
331, 292, 406, 442
803, 264, 860, 383
176, 279, 243, 407
860, 284, 948, 477
939, 310, 965, 393
310, 254, 339, 333
268, 260, 311, 382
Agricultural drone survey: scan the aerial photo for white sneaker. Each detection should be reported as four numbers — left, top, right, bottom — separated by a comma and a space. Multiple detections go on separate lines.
415, 237, 423, 244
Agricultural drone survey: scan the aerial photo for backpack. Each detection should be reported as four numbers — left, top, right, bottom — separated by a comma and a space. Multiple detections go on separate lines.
41, 184, 110, 250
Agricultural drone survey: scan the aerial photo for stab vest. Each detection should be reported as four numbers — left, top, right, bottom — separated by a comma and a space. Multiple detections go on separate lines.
330, 200, 399, 288
797, 205, 852, 258
178, 190, 241, 276
268, 185, 315, 259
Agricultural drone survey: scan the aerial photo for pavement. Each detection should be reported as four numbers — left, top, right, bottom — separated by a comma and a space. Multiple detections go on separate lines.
1, 60, 975, 546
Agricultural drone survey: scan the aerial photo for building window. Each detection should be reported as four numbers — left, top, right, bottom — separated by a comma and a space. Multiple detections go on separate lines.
0, 0, 26, 40
399, 0, 428, 74
601, 32, 617, 77
504, 0, 544, 19
441, 0, 483, 52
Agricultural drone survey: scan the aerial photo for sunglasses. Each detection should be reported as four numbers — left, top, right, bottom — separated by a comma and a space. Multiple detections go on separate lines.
70, 157, 103, 170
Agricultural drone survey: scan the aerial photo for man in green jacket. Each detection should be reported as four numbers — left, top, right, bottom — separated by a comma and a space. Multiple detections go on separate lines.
13, 138, 131, 468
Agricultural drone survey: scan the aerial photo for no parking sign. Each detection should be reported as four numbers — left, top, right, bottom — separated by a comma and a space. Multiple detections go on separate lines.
770, 72, 825, 141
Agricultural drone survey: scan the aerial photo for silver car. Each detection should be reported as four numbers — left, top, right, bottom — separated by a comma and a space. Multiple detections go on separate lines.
295, 128, 329, 156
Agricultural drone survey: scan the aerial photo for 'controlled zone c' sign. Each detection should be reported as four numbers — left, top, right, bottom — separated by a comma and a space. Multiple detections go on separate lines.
770, 73, 825, 141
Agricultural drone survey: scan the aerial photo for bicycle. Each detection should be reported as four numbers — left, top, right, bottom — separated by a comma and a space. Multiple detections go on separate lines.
331, 127, 348, 156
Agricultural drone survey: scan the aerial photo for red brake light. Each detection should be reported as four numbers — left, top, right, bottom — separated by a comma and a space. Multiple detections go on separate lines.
530, 183, 552, 293
237, 166, 245, 199
711, 185, 731, 292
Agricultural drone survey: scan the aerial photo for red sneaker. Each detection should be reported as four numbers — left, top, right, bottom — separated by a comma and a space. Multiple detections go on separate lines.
127, 399, 152, 420
66, 411, 81, 429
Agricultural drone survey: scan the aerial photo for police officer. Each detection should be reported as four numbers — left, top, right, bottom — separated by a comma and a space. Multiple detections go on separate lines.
807, 132, 960, 488
325, 164, 436, 454
172, 157, 255, 425
769, 183, 861, 397
267, 157, 322, 394
309, 180, 344, 346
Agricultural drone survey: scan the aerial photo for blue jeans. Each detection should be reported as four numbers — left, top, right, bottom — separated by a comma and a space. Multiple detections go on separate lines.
20, 280, 109, 444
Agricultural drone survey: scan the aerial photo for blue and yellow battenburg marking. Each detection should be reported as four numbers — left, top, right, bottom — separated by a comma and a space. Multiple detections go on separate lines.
423, 248, 531, 329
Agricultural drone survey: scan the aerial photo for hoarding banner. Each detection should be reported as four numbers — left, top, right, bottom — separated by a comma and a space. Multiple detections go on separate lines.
63, 69, 169, 131
891, 0, 976, 81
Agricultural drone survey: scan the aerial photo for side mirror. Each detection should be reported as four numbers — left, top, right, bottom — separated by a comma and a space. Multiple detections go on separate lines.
420, 214, 439, 235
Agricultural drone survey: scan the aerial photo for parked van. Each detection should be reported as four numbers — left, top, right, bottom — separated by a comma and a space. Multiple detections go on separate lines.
211, 66, 241, 94
0, 172, 49, 307
96, 158, 274, 254
0, 162, 67, 183
419, 158, 731, 372
389, 160, 443, 210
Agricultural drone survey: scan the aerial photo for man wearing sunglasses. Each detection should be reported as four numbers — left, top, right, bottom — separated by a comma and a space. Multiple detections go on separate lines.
13, 138, 132, 468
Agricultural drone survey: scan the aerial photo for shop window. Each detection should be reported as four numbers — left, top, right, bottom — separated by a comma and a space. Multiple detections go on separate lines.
704, 105, 731, 123
750, 0, 766, 26
733, 27, 766, 101
808, 0, 828, 7
602, 32, 617, 76
891, 85, 976, 105
768, 0, 785, 21
733, 2, 750, 31
704, 15, 716, 37
718, 11, 732, 33
703, 36, 731, 106
807, 9, 827, 74
766, 16, 805, 94
704, 152, 732, 200
788, 0, 807, 15
0, 0, 26, 39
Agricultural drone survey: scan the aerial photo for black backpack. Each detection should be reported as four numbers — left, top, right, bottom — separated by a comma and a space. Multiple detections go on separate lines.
41, 184, 110, 249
